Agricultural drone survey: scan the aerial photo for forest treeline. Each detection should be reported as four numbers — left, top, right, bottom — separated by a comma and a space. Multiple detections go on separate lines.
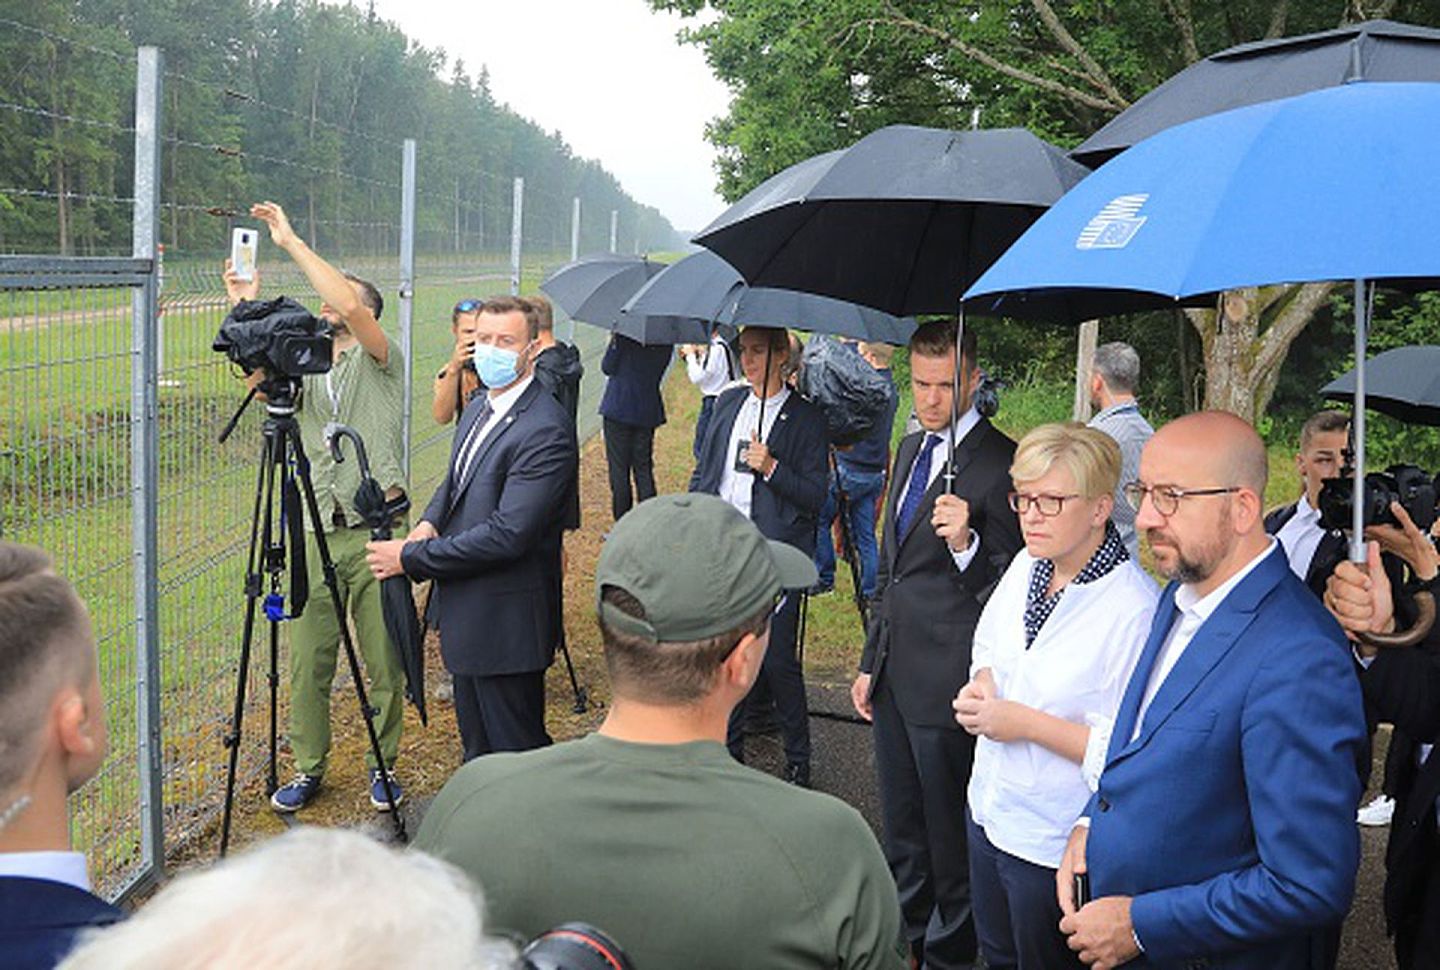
0, 0, 682, 260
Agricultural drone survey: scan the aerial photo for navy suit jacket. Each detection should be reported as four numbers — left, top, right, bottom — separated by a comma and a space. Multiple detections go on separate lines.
598, 335, 671, 429
402, 379, 576, 677
0, 876, 123, 969
690, 386, 827, 557
1087, 545, 1367, 969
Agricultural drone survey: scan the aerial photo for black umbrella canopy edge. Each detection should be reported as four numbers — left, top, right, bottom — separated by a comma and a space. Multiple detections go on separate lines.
1321, 344, 1440, 427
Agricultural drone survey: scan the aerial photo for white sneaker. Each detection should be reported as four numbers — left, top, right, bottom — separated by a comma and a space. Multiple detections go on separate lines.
1357, 794, 1395, 826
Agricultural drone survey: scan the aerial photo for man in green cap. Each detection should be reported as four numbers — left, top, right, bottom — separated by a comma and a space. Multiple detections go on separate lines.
415, 493, 906, 970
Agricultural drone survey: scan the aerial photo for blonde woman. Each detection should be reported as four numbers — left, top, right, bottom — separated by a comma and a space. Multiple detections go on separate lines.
954, 423, 1157, 970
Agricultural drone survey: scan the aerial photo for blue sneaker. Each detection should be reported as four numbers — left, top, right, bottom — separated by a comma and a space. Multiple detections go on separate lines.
271, 774, 322, 813
369, 769, 405, 811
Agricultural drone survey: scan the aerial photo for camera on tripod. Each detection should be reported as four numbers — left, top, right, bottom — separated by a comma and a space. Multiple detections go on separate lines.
214, 295, 333, 383
1317, 461, 1440, 532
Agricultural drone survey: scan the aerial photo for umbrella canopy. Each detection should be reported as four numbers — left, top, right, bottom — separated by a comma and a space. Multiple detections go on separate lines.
693, 125, 1090, 316
966, 81, 1440, 321
1074, 19, 1440, 167
1322, 346, 1440, 426
540, 255, 702, 345
622, 249, 917, 344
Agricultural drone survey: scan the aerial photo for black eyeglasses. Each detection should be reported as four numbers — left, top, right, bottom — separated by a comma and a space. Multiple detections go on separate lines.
1123, 481, 1240, 517
1007, 492, 1081, 516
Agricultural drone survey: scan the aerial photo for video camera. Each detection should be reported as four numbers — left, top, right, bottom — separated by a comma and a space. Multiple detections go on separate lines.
214, 296, 332, 379
1317, 461, 1440, 533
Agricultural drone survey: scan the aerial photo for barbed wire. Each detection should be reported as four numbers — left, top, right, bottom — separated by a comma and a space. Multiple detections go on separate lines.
0, 100, 134, 135
0, 187, 135, 206
161, 200, 400, 233
0, 16, 135, 64
165, 136, 401, 191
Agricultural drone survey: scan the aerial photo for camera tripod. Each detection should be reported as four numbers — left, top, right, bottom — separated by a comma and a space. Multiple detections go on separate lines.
217, 377, 405, 855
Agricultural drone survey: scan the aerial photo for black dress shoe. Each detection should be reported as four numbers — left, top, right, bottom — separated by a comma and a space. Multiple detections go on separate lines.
784, 761, 811, 788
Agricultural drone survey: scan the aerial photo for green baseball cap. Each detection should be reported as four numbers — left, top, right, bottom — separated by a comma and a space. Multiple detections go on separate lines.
595, 493, 818, 643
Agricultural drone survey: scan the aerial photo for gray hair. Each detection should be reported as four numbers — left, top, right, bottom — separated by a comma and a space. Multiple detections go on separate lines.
1093, 341, 1141, 395
59, 829, 515, 970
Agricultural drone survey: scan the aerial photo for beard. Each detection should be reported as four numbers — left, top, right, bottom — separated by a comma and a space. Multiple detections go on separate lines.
1145, 507, 1231, 585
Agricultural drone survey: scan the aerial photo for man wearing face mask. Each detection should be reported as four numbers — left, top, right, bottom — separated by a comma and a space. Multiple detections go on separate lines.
366, 297, 577, 760
223, 201, 408, 814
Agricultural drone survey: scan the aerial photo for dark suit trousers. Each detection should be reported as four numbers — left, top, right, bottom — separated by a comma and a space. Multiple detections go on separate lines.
602, 417, 657, 521
452, 672, 551, 762
873, 676, 977, 969
727, 589, 811, 766
1395, 806, 1440, 970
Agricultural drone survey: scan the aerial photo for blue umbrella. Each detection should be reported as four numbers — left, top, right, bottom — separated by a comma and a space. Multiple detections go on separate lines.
965, 81, 1440, 560
621, 249, 917, 345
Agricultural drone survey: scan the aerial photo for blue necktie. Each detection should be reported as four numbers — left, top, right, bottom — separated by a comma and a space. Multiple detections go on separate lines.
896, 433, 943, 538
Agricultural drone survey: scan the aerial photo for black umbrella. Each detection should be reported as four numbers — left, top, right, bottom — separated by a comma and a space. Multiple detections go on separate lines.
1322, 345, 1440, 426
693, 125, 1090, 316
328, 425, 427, 726
1073, 19, 1440, 167
622, 249, 917, 344
541, 254, 705, 345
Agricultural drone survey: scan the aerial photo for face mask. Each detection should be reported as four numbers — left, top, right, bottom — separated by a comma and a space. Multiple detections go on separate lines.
473, 342, 525, 388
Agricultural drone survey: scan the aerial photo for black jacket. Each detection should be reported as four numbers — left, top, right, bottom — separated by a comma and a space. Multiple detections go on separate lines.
861, 419, 1023, 727
690, 386, 827, 557
534, 341, 584, 531
1263, 501, 1347, 597
403, 379, 576, 677
0, 876, 124, 970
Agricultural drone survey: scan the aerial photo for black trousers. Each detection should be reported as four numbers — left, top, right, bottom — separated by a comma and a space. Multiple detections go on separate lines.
452, 671, 551, 762
602, 417, 657, 522
1395, 810, 1440, 970
872, 676, 977, 970
727, 589, 810, 766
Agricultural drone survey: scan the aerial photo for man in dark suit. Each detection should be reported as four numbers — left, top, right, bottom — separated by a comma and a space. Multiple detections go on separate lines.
1057, 412, 1367, 970
1326, 514, 1440, 970
692, 326, 827, 786
1264, 409, 1350, 596
0, 542, 123, 968
367, 296, 576, 761
599, 333, 672, 522
851, 320, 1023, 969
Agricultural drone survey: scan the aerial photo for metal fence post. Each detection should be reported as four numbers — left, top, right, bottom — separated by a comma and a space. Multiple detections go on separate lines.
399, 138, 417, 475
510, 177, 524, 296
128, 45, 165, 896
609, 209, 618, 253
570, 196, 580, 262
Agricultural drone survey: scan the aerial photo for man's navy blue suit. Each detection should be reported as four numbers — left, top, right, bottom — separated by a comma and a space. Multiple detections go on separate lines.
1087, 545, 1367, 969
402, 378, 576, 760
691, 385, 827, 767
0, 876, 123, 969
599, 335, 671, 521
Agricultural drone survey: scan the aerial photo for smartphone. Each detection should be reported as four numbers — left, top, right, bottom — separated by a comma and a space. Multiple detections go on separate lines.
1073, 871, 1091, 908
230, 227, 259, 282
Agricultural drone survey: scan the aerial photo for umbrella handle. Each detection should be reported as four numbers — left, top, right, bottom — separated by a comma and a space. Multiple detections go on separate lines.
326, 422, 374, 481
1358, 590, 1435, 649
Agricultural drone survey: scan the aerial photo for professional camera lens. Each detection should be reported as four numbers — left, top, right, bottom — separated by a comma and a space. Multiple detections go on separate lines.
517, 922, 634, 970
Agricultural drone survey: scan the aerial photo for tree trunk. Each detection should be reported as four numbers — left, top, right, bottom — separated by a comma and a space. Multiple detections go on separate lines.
1072, 318, 1098, 421
1186, 282, 1335, 423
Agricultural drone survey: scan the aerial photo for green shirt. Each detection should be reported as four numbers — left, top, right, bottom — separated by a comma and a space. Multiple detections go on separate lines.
296, 337, 406, 532
415, 734, 907, 970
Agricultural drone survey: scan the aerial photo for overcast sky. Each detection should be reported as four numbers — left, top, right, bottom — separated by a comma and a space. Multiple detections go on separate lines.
363, 0, 730, 233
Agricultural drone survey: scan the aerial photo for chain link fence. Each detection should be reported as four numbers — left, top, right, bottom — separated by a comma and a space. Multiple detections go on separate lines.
1, 40, 625, 901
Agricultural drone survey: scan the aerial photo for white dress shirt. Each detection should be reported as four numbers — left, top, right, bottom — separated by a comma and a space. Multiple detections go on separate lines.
0, 850, 91, 891
1275, 494, 1325, 580
968, 549, 1158, 867
1132, 539, 1278, 740
453, 373, 535, 484
899, 407, 982, 571
718, 387, 789, 520
686, 335, 733, 397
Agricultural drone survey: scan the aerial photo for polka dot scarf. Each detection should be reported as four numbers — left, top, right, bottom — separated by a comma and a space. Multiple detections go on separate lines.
1023, 520, 1129, 648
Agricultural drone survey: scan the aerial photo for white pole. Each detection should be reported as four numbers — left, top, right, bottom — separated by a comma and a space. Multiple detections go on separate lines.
510, 177, 524, 296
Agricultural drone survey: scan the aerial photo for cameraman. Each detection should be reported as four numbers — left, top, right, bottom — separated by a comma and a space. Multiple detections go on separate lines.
1325, 506, 1440, 970
222, 201, 407, 814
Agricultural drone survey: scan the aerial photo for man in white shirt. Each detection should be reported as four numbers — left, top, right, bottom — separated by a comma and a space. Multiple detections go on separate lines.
1055, 412, 1366, 970
1264, 409, 1349, 592
0, 542, 122, 968
679, 330, 737, 460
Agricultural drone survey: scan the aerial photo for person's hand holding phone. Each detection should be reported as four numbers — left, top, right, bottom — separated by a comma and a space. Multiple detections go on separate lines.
222, 258, 260, 305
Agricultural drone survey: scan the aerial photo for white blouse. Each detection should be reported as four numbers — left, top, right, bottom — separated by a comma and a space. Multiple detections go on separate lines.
966, 547, 1158, 868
